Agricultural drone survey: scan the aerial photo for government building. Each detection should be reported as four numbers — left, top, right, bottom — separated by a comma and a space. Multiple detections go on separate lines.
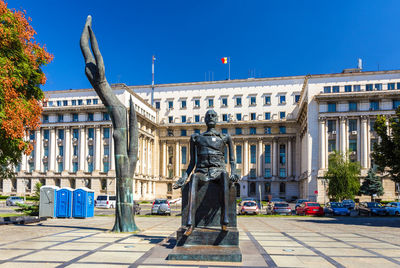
1, 69, 400, 203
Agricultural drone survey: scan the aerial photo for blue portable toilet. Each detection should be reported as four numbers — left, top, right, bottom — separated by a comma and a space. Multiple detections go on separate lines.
72, 187, 95, 218
56, 187, 73, 218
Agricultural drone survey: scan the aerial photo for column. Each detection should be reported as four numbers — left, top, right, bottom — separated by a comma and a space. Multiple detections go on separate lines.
162, 141, 167, 177
79, 127, 85, 171
257, 139, 263, 177
95, 126, 101, 171
141, 137, 146, 175
21, 153, 27, 172
34, 129, 41, 172
137, 181, 142, 197
243, 140, 249, 177
65, 127, 71, 172
175, 141, 180, 178
319, 117, 326, 170
49, 127, 56, 171
340, 117, 347, 153
361, 116, 368, 168
152, 180, 156, 195
288, 138, 292, 177
147, 139, 152, 175
100, 127, 104, 172
272, 138, 278, 177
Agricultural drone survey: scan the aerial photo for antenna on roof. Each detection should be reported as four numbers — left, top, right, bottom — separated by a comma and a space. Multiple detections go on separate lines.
358, 58, 362, 70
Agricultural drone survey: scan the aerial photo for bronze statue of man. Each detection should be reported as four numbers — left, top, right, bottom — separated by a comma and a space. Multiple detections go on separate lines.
173, 110, 240, 236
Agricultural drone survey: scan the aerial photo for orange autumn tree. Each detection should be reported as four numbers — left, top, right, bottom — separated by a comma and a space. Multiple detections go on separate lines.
0, 0, 52, 178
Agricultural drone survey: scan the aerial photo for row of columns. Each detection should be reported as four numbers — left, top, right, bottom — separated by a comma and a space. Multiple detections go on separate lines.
138, 135, 154, 176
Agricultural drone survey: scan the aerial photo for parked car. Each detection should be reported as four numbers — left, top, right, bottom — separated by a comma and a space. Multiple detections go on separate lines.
342, 199, 356, 210
6, 196, 24, 206
358, 202, 387, 216
238, 201, 259, 215
295, 199, 309, 209
324, 202, 350, 216
242, 198, 262, 209
385, 202, 400, 216
267, 202, 292, 215
95, 195, 116, 209
151, 199, 171, 215
296, 202, 324, 216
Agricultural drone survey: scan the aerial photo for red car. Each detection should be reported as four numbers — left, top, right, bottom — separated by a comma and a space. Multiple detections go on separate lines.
296, 202, 323, 216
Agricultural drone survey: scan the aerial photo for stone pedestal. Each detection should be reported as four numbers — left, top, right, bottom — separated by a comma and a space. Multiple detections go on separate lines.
168, 180, 242, 262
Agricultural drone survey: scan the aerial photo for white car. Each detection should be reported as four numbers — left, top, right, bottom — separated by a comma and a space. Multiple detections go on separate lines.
95, 195, 116, 208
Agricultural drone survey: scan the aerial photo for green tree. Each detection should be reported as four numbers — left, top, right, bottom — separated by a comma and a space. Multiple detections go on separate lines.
372, 109, 400, 183
15, 182, 41, 216
359, 168, 384, 201
324, 151, 361, 201
0, 1, 52, 179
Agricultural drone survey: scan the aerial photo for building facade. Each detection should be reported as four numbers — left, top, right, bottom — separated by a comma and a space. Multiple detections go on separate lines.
1, 70, 399, 202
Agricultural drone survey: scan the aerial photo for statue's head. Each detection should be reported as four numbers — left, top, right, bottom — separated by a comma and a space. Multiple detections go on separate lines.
205, 110, 218, 128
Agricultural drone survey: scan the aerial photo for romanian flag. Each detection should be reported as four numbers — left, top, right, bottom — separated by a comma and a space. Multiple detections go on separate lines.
221, 57, 228, 64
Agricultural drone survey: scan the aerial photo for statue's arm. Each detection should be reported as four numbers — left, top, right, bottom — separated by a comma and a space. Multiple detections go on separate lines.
173, 134, 196, 189
227, 135, 240, 182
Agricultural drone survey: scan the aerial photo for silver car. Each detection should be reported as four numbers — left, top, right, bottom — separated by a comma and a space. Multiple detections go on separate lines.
6, 196, 24, 206
151, 199, 171, 215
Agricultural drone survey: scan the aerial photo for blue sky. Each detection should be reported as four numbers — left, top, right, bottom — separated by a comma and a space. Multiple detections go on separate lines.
6, 0, 400, 91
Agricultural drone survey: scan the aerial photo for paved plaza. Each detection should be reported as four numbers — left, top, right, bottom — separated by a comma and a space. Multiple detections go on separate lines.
0, 216, 399, 267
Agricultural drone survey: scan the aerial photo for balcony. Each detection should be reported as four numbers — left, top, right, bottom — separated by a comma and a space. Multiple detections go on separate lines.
57, 139, 63, 146
88, 137, 94, 145
72, 138, 78, 146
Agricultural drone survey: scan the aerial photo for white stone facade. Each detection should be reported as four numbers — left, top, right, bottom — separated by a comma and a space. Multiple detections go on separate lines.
1, 70, 399, 202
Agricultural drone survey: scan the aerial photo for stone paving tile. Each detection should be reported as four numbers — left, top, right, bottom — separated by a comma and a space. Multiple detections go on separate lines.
49, 242, 106, 250
288, 236, 336, 242
305, 241, 353, 248
0, 249, 34, 260
371, 249, 400, 258
68, 264, 129, 268
297, 256, 336, 268
352, 242, 400, 249
30, 236, 79, 242
332, 257, 400, 268
317, 247, 375, 257
0, 262, 63, 268
263, 246, 317, 256
0, 241, 59, 250
258, 240, 303, 247
75, 236, 122, 243
251, 236, 291, 241
101, 243, 155, 252
78, 251, 144, 264
15, 250, 89, 262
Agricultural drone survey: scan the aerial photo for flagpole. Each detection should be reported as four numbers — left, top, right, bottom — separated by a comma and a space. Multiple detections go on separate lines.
228, 57, 231, 80
151, 55, 155, 106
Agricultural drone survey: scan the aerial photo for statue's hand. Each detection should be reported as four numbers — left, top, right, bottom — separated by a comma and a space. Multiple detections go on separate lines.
230, 173, 240, 183
173, 174, 188, 189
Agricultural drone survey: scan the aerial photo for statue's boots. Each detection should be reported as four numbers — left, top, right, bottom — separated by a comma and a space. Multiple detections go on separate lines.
184, 225, 194, 236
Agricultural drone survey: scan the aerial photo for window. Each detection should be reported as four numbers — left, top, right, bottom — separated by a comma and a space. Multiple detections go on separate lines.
73, 145, 78, 156
265, 144, 271, 163
73, 162, 78, 173
48, 101, 53, 107
168, 116, 173, 123
93, 99, 98, 104
58, 162, 63, 173
250, 113, 256, 120
181, 147, 187, 164
44, 129, 50, 140
348, 119, 357, 132
328, 140, 336, 152
349, 139, 357, 152
194, 99, 200, 108
295, 95, 300, 103
264, 168, 271, 178
29, 131, 35, 141
250, 169, 256, 179
393, 100, 400, 109
349, 102, 357, 111
280, 112, 286, 119
222, 114, 228, 122
397, 82, 400, 90
72, 100, 76, 105
235, 128, 242, 135
370, 101, 379, 111
265, 112, 271, 120
327, 103, 336, 112
58, 114, 63, 122
103, 162, 109, 173
181, 100, 187, 109
345, 85, 352, 92
104, 145, 110, 156
279, 182, 286, 192
208, 98, 214, 107
44, 146, 49, 157
222, 97, 228, 107
168, 101, 173, 109
279, 169, 286, 178
236, 145, 242, 164
264, 96, 271, 105
221, 128, 228, 134
366, 84, 373, 91
57, 100, 61, 106
73, 129, 79, 139
88, 162, 94, 173
279, 95, 286, 104
332, 86, 339, 93
327, 120, 336, 133
103, 128, 110, 139
43, 115, 49, 123
88, 128, 94, 139
103, 112, 110, 120
279, 126, 286, 134
194, 129, 200, 134
375, 83, 382, 90
63, 100, 68, 106
370, 119, 376, 132
353, 85, 361, 92
78, 99, 83, 105
87, 99, 92, 105
58, 129, 64, 140
181, 129, 187, 136
181, 115, 186, 123
194, 115, 200, 122
250, 96, 256, 106
279, 144, 286, 164
236, 97, 242, 106
324, 86, 331, 93
264, 127, 271, 134
236, 113, 242, 121
155, 101, 160, 109
73, 113, 79, 122
388, 83, 395, 90
250, 127, 256, 135
88, 145, 94, 156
